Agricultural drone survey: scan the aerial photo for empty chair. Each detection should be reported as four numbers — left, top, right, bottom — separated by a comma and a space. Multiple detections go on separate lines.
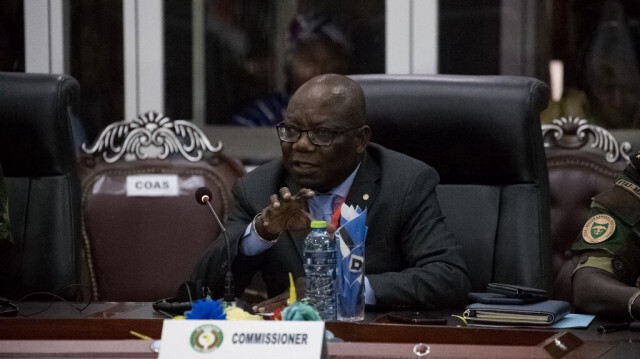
78, 111, 244, 301
0, 72, 82, 300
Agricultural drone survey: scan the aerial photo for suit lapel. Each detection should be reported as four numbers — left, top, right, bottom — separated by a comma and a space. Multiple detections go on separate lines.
289, 230, 308, 259
345, 151, 380, 213
284, 176, 301, 194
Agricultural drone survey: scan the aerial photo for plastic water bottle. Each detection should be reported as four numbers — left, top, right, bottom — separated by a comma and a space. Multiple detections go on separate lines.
304, 220, 337, 321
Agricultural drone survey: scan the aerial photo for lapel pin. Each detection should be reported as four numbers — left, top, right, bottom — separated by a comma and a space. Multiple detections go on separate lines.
363, 194, 369, 200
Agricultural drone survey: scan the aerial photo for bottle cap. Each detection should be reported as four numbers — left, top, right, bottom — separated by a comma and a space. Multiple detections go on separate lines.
310, 220, 327, 228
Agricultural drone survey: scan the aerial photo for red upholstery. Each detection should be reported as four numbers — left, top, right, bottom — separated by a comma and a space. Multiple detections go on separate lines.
543, 117, 629, 301
78, 112, 244, 301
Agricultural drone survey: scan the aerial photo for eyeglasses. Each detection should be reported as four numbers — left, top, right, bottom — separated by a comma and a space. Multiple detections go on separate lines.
275, 122, 361, 146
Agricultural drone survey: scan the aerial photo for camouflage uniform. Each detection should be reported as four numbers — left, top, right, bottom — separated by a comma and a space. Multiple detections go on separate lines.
0, 163, 12, 251
572, 158, 640, 287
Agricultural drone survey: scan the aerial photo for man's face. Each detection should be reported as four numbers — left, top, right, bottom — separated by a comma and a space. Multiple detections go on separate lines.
281, 82, 366, 192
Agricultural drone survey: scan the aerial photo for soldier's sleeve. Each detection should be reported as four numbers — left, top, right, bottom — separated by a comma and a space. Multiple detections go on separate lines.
571, 203, 640, 286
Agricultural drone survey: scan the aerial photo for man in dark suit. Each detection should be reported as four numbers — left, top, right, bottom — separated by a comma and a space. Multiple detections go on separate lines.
192, 74, 470, 311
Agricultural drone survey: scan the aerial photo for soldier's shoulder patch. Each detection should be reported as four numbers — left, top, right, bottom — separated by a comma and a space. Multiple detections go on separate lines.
582, 214, 616, 244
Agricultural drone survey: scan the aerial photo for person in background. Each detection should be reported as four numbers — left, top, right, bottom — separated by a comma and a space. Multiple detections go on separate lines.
542, 0, 640, 128
581, 0, 640, 128
192, 74, 471, 312
231, 14, 351, 127
572, 152, 640, 319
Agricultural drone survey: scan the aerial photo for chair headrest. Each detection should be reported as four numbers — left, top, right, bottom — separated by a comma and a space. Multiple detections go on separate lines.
0, 72, 80, 177
351, 74, 550, 185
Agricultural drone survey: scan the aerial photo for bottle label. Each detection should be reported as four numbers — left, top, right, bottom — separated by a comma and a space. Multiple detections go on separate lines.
305, 250, 336, 265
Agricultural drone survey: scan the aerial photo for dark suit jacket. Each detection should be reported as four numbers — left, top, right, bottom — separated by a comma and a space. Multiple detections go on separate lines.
192, 143, 471, 309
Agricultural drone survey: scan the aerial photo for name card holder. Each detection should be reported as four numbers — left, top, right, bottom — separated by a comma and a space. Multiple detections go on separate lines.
158, 320, 325, 359
126, 174, 179, 197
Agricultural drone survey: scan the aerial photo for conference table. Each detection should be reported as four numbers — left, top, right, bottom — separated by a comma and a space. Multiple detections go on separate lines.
0, 301, 639, 358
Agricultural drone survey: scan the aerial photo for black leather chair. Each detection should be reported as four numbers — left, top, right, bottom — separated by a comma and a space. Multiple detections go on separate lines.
351, 74, 552, 293
0, 72, 82, 300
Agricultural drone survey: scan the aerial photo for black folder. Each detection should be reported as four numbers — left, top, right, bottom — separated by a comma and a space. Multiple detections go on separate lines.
463, 300, 571, 325
486, 283, 548, 301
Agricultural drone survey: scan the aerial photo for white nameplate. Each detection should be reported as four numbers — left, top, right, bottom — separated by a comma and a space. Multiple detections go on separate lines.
158, 320, 324, 359
126, 174, 179, 197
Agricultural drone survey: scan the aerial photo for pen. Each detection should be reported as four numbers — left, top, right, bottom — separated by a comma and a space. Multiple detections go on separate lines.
130, 330, 153, 340
597, 320, 640, 334
597, 322, 629, 334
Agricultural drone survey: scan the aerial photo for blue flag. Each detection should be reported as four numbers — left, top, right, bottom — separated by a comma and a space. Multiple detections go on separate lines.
335, 204, 367, 318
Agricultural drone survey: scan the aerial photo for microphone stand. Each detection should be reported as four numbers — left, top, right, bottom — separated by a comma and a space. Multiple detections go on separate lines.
203, 198, 236, 307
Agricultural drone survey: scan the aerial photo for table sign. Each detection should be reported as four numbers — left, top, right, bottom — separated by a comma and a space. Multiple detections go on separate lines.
126, 174, 178, 197
158, 320, 325, 359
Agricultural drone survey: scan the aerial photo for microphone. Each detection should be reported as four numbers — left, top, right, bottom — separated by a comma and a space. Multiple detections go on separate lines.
195, 187, 235, 305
